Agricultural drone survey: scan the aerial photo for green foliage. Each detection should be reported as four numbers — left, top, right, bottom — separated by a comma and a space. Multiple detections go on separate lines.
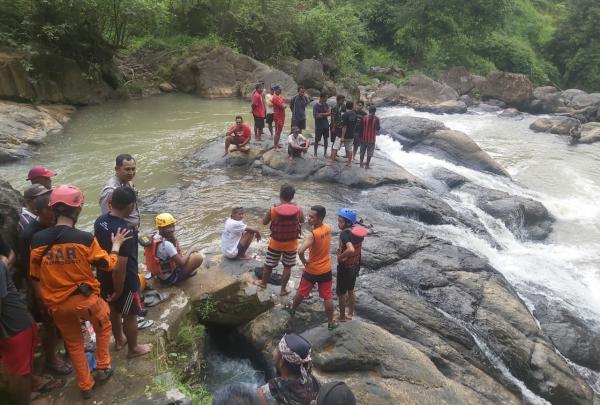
548, 0, 600, 91
175, 321, 205, 350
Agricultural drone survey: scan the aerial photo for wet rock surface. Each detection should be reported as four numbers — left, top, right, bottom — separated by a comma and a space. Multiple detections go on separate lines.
530, 116, 581, 135
0, 101, 75, 162
380, 116, 510, 176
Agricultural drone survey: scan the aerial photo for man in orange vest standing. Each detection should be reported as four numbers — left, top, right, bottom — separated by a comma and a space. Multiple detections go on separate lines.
254, 184, 303, 296
287, 205, 338, 330
29, 184, 131, 399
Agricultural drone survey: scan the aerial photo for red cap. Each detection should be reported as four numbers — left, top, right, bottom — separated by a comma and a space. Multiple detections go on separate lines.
27, 166, 56, 181
49, 184, 84, 208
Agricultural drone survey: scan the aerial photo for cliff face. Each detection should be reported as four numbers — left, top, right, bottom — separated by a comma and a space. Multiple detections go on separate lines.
0, 51, 116, 105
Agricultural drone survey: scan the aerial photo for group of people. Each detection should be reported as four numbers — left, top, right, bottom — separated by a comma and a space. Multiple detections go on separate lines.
221, 184, 367, 331
226, 84, 381, 169
0, 157, 204, 402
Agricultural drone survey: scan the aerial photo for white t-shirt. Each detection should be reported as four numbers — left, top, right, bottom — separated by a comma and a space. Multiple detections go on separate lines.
221, 218, 247, 258
288, 133, 307, 147
155, 235, 178, 262
265, 93, 274, 115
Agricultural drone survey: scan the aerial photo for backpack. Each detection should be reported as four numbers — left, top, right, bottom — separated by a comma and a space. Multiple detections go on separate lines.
270, 204, 301, 241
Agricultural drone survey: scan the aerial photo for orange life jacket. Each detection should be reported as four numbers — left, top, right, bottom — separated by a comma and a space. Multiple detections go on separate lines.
270, 204, 301, 241
340, 225, 368, 268
144, 233, 182, 276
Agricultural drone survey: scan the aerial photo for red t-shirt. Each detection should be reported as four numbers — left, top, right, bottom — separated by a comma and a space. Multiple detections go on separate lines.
361, 115, 380, 144
272, 95, 286, 120
228, 124, 252, 143
251, 91, 265, 118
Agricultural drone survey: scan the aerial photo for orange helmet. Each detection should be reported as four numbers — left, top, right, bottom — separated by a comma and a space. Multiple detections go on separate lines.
49, 184, 84, 207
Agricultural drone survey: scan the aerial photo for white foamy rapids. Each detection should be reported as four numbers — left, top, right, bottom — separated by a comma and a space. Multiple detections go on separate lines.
376, 134, 600, 323
204, 351, 266, 391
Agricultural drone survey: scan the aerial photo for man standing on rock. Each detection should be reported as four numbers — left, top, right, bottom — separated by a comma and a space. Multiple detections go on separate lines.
251, 83, 266, 141
99, 154, 140, 230
353, 100, 367, 161
329, 95, 346, 150
223, 115, 252, 156
254, 184, 303, 296
272, 85, 287, 150
330, 101, 356, 166
313, 92, 331, 158
360, 106, 380, 169
265, 85, 275, 137
290, 86, 310, 133
288, 205, 337, 331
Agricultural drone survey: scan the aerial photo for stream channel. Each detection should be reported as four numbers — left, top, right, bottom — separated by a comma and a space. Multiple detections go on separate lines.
1, 93, 599, 395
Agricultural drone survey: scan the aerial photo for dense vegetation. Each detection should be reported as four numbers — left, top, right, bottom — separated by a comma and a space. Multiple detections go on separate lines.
1, 0, 599, 91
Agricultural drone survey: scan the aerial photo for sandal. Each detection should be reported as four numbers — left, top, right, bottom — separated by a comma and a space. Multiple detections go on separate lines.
143, 291, 170, 307
328, 321, 339, 331
137, 319, 154, 330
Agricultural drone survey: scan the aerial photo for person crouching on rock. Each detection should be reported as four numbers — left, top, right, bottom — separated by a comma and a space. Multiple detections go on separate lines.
288, 205, 338, 331
254, 184, 304, 296
224, 115, 252, 156
288, 126, 309, 160
29, 184, 131, 399
221, 206, 262, 260
256, 333, 320, 405
145, 213, 203, 285
335, 208, 363, 321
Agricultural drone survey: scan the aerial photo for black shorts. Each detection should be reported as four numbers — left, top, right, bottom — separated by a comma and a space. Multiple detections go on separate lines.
288, 144, 306, 157
254, 115, 265, 129
331, 127, 342, 143
266, 113, 274, 125
315, 128, 329, 144
231, 137, 244, 146
111, 290, 142, 316
336, 264, 358, 295
292, 118, 306, 130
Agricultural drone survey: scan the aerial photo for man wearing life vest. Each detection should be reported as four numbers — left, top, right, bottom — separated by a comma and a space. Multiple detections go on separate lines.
289, 205, 338, 331
335, 208, 367, 321
145, 213, 203, 285
254, 184, 304, 296
29, 185, 131, 399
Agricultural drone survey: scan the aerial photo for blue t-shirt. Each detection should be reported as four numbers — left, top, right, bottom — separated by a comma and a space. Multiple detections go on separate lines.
94, 213, 140, 295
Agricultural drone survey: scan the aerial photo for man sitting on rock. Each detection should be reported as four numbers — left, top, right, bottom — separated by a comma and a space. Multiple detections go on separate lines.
224, 115, 252, 156
256, 333, 320, 405
288, 126, 309, 160
26, 166, 56, 190
146, 213, 203, 285
221, 207, 262, 260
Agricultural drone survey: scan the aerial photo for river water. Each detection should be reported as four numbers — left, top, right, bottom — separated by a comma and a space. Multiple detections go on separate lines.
1, 94, 599, 394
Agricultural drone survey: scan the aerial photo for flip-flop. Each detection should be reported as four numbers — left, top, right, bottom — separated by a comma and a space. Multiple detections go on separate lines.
143, 291, 169, 307
328, 321, 339, 331
279, 287, 291, 296
137, 319, 154, 329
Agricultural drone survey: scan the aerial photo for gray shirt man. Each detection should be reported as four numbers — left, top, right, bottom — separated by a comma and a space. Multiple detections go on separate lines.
99, 176, 140, 228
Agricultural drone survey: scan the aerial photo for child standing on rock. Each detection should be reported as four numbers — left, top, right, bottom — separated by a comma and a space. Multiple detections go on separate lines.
335, 208, 367, 321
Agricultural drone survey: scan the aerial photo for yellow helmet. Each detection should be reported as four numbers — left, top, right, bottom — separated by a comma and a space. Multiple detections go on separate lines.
155, 213, 176, 228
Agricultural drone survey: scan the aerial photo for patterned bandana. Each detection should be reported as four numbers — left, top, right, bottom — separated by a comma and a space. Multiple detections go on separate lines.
278, 335, 312, 384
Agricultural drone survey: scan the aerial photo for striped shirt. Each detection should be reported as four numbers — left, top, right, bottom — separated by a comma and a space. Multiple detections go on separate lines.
361, 115, 380, 144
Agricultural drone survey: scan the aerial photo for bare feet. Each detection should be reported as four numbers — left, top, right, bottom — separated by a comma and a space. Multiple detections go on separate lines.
280, 287, 292, 296
238, 254, 252, 260
347, 314, 354, 320
253, 280, 267, 289
334, 313, 347, 322
127, 343, 153, 359
114, 336, 127, 351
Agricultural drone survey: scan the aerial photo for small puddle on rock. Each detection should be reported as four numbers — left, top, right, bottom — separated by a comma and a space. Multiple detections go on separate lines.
203, 324, 270, 392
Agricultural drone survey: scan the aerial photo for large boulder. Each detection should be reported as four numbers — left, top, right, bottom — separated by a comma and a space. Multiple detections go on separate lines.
0, 181, 22, 250
397, 74, 458, 103
303, 321, 517, 405
296, 59, 325, 90
369, 82, 400, 107
440, 66, 474, 96
0, 101, 75, 162
567, 92, 600, 109
529, 86, 568, 114
530, 116, 581, 135
578, 122, 600, 144
381, 116, 510, 176
476, 71, 534, 109
172, 47, 297, 98
414, 100, 468, 115
0, 52, 115, 105
274, 55, 299, 78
